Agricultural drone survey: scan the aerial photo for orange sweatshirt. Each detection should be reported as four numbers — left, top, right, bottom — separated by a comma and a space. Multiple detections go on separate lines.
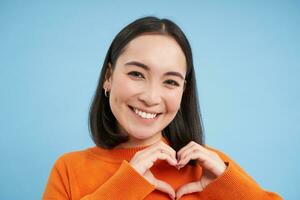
42, 138, 283, 200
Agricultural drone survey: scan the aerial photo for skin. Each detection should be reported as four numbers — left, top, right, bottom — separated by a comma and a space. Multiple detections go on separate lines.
104, 34, 227, 199
104, 34, 186, 148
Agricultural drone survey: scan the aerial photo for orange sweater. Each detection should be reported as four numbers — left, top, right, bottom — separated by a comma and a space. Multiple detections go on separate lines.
42, 138, 283, 200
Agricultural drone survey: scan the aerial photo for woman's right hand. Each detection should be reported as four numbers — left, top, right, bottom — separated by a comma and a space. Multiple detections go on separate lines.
129, 141, 177, 199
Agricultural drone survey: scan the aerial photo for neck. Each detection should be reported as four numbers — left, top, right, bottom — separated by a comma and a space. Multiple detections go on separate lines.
114, 133, 163, 149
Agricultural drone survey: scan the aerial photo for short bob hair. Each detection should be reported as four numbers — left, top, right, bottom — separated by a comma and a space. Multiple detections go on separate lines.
89, 16, 205, 164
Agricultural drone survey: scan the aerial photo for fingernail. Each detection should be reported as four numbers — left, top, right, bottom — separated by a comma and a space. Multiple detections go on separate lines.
169, 194, 175, 200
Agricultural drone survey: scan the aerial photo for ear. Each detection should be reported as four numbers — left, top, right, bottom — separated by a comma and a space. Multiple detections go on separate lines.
103, 63, 113, 90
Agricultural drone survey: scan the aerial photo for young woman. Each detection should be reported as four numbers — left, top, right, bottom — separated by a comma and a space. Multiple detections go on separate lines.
42, 16, 283, 200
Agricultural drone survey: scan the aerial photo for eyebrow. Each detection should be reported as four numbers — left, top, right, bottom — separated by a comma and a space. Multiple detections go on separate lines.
125, 61, 185, 80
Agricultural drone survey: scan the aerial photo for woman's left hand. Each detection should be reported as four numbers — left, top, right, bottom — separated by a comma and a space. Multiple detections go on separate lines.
175, 141, 227, 199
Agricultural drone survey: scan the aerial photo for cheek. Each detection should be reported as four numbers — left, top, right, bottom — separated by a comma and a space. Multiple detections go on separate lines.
165, 90, 183, 112
110, 75, 140, 102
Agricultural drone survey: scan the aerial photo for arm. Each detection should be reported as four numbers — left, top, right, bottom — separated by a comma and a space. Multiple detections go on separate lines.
80, 160, 155, 200
42, 157, 155, 200
198, 148, 283, 200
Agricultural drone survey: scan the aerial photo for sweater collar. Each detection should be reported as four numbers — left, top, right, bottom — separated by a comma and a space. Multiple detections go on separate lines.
88, 136, 170, 162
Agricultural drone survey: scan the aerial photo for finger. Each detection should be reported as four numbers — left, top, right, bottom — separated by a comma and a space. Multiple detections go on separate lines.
176, 181, 202, 199
155, 179, 176, 199
177, 141, 196, 159
134, 153, 176, 175
177, 142, 212, 160
142, 142, 177, 162
178, 143, 213, 163
177, 150, 209, 168
131, 145, 178, 174
178, 151, 225, 176
144, 171, 175, 199
147, 150, 178, 167
140, 141, 176, 160
192, 143, 215, 156
157, 141, 177, 161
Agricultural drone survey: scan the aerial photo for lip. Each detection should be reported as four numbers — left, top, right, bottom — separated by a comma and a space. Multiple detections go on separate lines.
128, 105, 162, 115
128, 105, 161, 121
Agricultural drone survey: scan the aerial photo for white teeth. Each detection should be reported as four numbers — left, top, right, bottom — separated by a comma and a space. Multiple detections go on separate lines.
133, 108, 157, 119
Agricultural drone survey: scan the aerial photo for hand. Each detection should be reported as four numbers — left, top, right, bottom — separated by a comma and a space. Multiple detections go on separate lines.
129, 141, 178, 199
175, 141, 227, 199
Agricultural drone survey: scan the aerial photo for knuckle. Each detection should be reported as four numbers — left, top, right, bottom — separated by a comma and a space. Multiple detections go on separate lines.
210, 151, 219, 158
134, 151, 143, 158
197, 181, 202, 188
192, 148, 198, 154
172, 151, 176, 158
156, 148, 163, 154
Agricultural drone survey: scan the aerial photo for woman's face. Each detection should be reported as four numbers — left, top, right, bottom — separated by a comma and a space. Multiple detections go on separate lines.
104, 34, 187, 147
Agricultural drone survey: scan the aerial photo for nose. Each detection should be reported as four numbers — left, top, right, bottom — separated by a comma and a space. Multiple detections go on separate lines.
138, 83, 162, 106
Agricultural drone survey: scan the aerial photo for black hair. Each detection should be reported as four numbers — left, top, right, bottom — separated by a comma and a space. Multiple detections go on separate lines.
88, 16, 205, 165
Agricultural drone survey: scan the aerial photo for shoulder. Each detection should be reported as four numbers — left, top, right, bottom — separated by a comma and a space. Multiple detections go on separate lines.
52, 147, 94, 169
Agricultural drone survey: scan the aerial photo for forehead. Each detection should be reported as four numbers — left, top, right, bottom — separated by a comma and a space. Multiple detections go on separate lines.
117, 34, 187, 74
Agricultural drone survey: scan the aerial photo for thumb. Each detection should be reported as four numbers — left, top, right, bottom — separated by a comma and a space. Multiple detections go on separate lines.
155, 178, 176, 199
176, 181, 203, 199
144, 170, 175, 199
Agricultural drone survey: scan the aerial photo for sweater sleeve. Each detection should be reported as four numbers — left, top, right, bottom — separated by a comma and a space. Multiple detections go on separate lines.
198, 148, 283, 200
80, 160, 155, 200
42, 157, 155, 200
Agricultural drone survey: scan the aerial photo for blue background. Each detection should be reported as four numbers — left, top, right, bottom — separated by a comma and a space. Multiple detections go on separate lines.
0, 1, 299, 199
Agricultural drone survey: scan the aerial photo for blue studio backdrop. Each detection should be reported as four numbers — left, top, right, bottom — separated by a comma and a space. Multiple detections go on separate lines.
0, 1, 299, 199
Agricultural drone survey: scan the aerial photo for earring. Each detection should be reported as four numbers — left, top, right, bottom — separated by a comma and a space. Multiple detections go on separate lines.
104, 88, 109, 97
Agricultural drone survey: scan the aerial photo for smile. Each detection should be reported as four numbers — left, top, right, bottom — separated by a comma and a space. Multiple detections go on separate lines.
128, 106, 160, 119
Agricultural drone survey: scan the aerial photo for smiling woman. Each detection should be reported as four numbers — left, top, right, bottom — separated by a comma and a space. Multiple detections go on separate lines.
42, 16, 283, 200
104, 34, 187, 148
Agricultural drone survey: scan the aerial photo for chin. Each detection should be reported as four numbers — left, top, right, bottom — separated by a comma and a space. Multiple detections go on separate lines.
128, 129, 160, 140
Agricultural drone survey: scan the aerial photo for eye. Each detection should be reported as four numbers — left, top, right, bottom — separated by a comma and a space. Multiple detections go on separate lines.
164, 80, 180, 87
127, 71, 144, 79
